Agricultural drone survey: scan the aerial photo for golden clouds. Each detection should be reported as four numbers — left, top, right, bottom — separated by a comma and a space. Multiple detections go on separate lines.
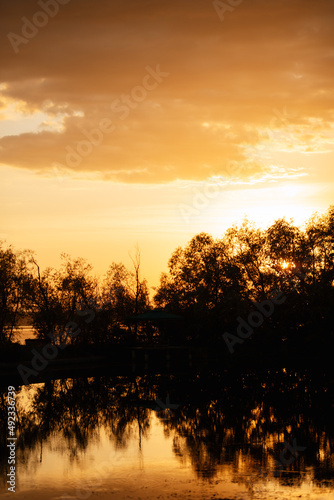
0, 0, 334, 183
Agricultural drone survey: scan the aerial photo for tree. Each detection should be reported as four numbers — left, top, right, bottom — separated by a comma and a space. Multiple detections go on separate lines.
224, 220, 274, 301
101, 259, 150, 343
28, 258, 63, 341
265, 218, 309, 293
305, 206, 334, 288
0, 242, 32, 343
154, 233, 244, 342
29, 255, 99, 345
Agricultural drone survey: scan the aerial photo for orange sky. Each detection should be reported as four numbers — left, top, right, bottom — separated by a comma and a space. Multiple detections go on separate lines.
1, 0, 334, 287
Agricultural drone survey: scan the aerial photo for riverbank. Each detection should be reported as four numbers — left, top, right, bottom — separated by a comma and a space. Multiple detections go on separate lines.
0, 339, 330, 387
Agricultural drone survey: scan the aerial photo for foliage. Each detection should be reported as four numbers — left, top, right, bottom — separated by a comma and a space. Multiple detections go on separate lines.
29, 255, 99, 344
154, 205, 334, 351
0, 242, 32, 343
1, 204, 334, 352
101, 260, 151, 343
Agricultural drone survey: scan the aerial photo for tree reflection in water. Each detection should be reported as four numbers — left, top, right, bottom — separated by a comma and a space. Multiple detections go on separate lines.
1, 368, 334, 492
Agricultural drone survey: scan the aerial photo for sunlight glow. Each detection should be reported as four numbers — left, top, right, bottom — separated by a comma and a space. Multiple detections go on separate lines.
281, 261, 295, 269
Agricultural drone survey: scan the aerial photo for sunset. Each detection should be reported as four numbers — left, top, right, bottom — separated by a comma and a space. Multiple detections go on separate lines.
1, 1, 334, 499
1, 0, 334, 285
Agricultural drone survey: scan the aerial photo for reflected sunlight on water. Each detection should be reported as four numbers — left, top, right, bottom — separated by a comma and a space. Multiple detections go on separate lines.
11, 326, 36, 345
1, 370, 334, 500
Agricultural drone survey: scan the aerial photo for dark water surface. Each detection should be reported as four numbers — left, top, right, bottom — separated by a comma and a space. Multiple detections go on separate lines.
1, 368, 334, 499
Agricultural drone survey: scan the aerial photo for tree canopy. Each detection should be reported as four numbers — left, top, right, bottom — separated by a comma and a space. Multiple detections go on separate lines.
1, 204, 334, 356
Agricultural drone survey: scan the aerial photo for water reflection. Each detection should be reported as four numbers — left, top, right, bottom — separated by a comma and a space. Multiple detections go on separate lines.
1, 368, 334, 499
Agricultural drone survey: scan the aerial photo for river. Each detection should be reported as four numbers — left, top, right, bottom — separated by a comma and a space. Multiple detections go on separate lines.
1, 368, 333, 499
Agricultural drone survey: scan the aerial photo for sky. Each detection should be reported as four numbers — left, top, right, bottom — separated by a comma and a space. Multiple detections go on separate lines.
1, 0, 334, 288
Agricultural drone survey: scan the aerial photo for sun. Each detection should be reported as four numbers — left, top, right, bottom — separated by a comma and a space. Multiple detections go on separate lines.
281, 261, 295, 270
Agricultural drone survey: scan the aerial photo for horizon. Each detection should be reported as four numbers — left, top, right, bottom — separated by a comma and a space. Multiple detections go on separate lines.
0, 201, 329, 290
1, 0, 334, 288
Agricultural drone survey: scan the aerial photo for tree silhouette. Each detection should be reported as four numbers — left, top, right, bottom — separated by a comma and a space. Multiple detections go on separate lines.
1, 204, 334, 354
0, 242, 31, 343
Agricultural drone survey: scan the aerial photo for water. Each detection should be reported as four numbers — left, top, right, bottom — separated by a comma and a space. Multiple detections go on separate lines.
11, 326, 36, 345
1, 369, 334, 499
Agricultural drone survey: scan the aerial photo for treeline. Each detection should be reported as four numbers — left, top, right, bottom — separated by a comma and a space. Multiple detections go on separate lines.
0, 247, 150, 345
1, 205, 334, 356
155, 204, 334, 357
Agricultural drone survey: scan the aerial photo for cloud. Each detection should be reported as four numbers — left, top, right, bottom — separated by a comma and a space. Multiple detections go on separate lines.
0, 0, 334, 183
